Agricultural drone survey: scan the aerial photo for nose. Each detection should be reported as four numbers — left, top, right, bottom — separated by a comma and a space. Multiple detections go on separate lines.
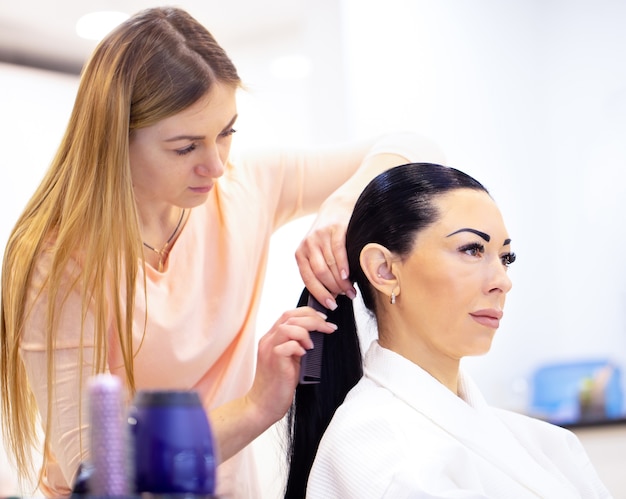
194, 144, 225, 178
488, 259, 513, 295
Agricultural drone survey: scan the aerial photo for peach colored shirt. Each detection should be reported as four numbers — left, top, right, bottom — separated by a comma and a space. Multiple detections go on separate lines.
20, 135, 437, 498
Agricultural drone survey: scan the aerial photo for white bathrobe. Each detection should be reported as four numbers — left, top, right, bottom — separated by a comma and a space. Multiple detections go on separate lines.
306, 341, 612, 499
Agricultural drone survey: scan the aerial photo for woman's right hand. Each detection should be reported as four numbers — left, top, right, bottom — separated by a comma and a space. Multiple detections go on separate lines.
246, 306, 337, 425
208, 306, 337, 462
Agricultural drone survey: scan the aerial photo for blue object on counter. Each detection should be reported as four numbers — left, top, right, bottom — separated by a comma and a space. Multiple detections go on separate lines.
529, 359, 624, 424
128, 390, 216, 496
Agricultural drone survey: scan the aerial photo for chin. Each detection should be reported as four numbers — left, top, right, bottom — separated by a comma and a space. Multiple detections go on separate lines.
469, 334, 496, 356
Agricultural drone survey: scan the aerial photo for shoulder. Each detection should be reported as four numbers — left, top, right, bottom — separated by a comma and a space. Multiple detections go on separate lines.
308, 379, 406, 498
218, 149, 305, 206
317, 377, 408, 454
309, 376, 478, 498
29, 236, 84, 290
312, 377, 428, 476
494, 407, 586, 451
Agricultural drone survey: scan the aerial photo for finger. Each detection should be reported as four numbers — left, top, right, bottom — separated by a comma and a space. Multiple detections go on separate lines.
328, 225, 350, 282
271, 306, 330, 326
319, 227, 345, 288
324, 238, 357, 299
295, 255, 339, 310
304, 256, 356, 309
309, 251, 345, 295
272, 319, 336, 358
309, 225, 356, 299
295, 232, 345, 296
281, 314, 337, 334
301, 270, 338, 311
273, 340, 309, 359
320, 250, 344, 290
263, 314, 336, 350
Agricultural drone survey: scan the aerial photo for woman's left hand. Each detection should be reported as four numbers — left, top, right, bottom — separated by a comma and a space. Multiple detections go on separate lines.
295, 149, 420, 309
295, 211, 356, 311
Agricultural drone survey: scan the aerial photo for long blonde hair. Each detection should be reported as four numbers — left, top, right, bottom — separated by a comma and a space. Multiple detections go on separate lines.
0, 6, 240, 486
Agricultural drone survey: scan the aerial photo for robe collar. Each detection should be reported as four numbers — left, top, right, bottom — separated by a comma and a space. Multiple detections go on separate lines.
362, 340, 580, 498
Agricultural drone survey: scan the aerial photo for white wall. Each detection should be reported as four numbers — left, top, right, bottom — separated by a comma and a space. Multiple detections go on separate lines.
0, 64, 78, 251
2, 0, 626, 497
335, 0, 626, 412
0, 62, 77, 497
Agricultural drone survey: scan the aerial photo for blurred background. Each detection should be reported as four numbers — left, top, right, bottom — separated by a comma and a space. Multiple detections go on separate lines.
1, 0, 626, 497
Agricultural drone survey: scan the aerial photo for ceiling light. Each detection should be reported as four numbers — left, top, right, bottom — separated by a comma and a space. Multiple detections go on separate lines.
76, 11, 130, 41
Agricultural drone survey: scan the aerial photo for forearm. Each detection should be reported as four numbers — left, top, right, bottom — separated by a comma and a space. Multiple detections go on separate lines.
322, 132, 446, 214
209, 307, 333, 462
320, 152, 412, 216
209, 394, 277, 463
295, 132, 445, 306
20, 347, 91, 491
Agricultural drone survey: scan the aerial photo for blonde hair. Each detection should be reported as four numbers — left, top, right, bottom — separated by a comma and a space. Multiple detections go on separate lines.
0, 6, 240, 486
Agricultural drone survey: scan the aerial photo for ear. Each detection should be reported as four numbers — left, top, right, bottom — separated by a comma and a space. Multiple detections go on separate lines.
360, 243, 399, 297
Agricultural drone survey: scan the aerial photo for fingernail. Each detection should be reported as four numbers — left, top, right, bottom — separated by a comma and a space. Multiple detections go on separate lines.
327, 322, 338, 331
325, 298, 338, 311
315, 311, 328, 320
341, 269, 349, 280
346, 289, 357, 300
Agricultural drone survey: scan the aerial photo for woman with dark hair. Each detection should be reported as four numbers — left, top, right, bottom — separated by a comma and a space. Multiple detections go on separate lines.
285, 163, 610, 498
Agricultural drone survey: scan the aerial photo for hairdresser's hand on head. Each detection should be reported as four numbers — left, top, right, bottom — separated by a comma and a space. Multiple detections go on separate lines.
296, 151, 418, 310
296, 206, 357, 311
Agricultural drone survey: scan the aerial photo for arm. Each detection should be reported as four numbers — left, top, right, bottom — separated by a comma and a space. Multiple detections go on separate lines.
295, 132, 445, 307
21, 346, 94, 495
308, 405, 490, 499
208, 306, 337, 462
23, 285, 338, 482
20, 260, 98, 495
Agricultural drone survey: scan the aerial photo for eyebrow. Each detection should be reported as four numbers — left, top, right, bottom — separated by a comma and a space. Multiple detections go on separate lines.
164, 114, 238, 143
447, 228, 491, 242
165, 134, 205, 142
447, 228, 512, 247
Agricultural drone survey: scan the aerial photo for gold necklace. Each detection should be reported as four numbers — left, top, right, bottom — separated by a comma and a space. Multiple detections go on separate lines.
142, 209, 185, 272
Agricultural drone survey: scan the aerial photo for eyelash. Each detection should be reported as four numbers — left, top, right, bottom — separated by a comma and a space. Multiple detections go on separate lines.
175, 129, 237, 156
176, 143, 197, 156
502, 252, 516, 267
459, 242, 484, 257
458, 242, 516, 267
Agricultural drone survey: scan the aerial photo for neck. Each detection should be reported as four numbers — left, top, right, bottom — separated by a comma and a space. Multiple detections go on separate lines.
378, 333, 460, 395
141, 207, 186, 271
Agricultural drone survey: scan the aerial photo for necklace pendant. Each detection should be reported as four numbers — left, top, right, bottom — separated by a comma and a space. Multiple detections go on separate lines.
142, 209, 186, 272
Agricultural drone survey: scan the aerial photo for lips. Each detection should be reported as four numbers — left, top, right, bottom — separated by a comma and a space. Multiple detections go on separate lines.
189, 184, 212, 194
469, 309, 503, 329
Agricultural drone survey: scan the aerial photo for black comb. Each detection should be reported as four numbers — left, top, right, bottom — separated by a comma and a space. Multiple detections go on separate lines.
299, 292, 327, 384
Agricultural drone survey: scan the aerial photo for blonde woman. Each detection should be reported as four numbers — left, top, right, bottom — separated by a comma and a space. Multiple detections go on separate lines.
0, 6, 444, 498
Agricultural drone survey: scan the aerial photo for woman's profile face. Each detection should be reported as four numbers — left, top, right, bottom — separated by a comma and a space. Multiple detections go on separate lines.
129, 82, 238, 211
393, 188, 514, 363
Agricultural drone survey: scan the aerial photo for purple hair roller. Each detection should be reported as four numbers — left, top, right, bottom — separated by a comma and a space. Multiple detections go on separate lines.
87, 373, 129, 496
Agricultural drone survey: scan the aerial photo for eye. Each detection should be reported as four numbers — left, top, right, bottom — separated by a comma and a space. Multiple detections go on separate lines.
175, 143, 197, 156
459, 242, 485, 257
219, 128, 237, 138
501, 252, 516, 267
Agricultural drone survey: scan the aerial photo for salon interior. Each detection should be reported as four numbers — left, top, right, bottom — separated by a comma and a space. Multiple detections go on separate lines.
1, 0, 625, 497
